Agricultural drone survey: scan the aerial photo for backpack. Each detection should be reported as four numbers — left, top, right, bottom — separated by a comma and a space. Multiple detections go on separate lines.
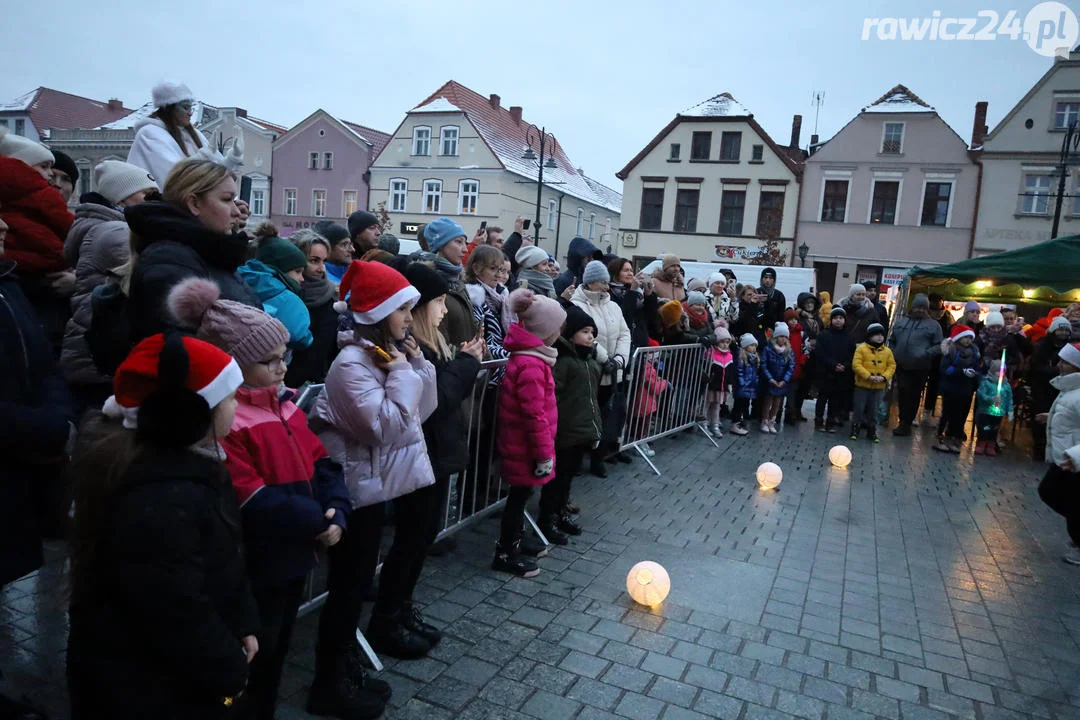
85, 282, 133, 377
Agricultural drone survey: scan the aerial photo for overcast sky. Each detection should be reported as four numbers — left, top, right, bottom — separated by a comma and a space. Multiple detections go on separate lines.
1, 0, 1068, 190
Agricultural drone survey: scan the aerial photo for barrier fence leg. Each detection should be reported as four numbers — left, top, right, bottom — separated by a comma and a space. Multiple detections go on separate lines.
697, 422, 720, 448
524, 510, 549, 546
631, 442, 662, 476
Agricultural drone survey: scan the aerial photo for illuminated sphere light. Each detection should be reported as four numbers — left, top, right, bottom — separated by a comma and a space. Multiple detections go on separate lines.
626, 561, 671, 607
829, 445, 853, 468
756, 462, 783, 490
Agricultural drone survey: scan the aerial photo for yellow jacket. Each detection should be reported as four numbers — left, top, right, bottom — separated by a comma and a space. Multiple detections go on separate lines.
853, 343, 896, 389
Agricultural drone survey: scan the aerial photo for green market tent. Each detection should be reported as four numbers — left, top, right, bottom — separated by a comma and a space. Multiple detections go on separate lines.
902, 235, 1080, 306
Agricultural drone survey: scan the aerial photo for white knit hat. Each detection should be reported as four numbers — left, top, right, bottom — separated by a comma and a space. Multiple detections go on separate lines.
985, 311, 1004, 328
708, 272, 726, 287
1050, 316, 1071, 334
0, 127, 54, 167
772, 322, 790, 338
515, 245, 549, 270
848, 283, 866, 297
96, 161, 158, 204
740, 333, 758, 348
1060, 342, 1080, 369
152, 80, 195, 109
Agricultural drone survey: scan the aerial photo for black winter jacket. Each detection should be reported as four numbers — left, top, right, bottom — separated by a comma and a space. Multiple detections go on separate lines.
126, 202, 259, 343
609, 282, 657, 351
67, 447, 259, 719
554, 237, 603, 296
815, 327, 856, 379
285, 289, 338, 386
0, 261, 74, 586
553, 337, 602, 450
420, 345, 481, 478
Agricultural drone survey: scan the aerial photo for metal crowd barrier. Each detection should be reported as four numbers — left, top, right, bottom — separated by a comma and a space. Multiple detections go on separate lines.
618, 343, 718, 474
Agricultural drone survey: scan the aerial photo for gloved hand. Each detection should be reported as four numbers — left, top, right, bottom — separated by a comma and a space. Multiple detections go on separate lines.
963, 368, 976, 378
698, 335, 714, 347
944, 365, 956, 376
224, 130, 245, 170
534, 459, 553, 477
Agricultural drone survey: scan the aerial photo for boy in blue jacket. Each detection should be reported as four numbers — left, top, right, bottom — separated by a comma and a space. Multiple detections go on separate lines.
935, 324, 982, 453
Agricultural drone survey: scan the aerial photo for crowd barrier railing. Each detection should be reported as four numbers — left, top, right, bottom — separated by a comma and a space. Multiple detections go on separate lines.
618, 343, 718, 474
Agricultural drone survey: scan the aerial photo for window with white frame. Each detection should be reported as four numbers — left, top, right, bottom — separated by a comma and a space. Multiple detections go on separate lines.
251, 189, 265, 216
604, 217, 612, 242
1055, 101, 1080, 129
423, 179, 442, 213
1022, 174, 1052, 214
458, 179, 479, 214
820, 178, 849, 222
313, 190, 327, 217
881, 123, 904, 154
412, 126, 431, 155
284, 189, 297, 216
588, 212, 596, 239
308, 152, 320, 169
323, 152, 333, 170
920, 181, 952, 226
343, 190, 358, 217
390, 179, 408, 212
14, 119, 25, 136
576, 208, 585, 235
440, 126, 459, 156
869, 180, 900, 224
548, 199, 557, 229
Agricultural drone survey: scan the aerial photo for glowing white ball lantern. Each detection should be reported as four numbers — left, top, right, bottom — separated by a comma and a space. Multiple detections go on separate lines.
828, 445, 853, 468
626, 561, 671, 607
756, 462, 783, 490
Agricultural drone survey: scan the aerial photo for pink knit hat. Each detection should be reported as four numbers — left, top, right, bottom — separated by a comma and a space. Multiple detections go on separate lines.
168, 278, 290, 366
509, 288, 566, 340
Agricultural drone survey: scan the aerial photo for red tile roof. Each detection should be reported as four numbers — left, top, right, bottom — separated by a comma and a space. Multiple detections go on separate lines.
409, 80, 621, 213
342, 121, 392, 157
0, 87, 132, 138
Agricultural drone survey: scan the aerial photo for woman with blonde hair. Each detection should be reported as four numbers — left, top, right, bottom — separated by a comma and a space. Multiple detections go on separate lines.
465, 244, 514, 362
128, 81, 243, 189
126, 157, 259, 342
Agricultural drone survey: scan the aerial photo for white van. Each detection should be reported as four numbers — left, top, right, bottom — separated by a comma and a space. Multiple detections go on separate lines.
639, 259, 817, 308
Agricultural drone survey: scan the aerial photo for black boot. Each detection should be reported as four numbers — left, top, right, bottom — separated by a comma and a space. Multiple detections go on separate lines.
539, 514, 570, 545
556, 514, 583, 536
401, 601, 442, 647
366, 610, 432, 660
492, 540, 540, 577
0, 693, 48, 720
308, 655, 387, 720
589, 455, 608, 477
849, 423, 860, 440
519, 534, 550, 557
345, 642, 393, 701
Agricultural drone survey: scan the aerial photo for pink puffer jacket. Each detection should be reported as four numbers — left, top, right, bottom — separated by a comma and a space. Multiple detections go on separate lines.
497, 323, 558, 487
312, 332, 438, 508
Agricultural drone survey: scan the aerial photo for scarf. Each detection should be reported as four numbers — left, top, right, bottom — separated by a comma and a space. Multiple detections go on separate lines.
300, 275, 336, 308
953, 342, 977, 368
518, 267, 556, 296
515, 343, 557, 366
742, 350, 759, 367
470, 281, 515, 331
574, 343, 594, 360
424, 252, 464, 283
684, 303, 710, 329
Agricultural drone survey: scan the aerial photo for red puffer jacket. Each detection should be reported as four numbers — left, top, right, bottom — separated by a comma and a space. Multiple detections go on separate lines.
790, 322, 807, 381
0, 157, 73, 274
497, 323, 558, 487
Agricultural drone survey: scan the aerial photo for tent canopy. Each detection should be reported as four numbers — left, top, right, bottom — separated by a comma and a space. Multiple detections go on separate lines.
906, 235, 1080, 304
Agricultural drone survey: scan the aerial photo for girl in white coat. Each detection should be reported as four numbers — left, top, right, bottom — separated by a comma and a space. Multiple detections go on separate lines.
1037, 341, 1080, 566
571, 260, 631, 474
127, 81, 242, 189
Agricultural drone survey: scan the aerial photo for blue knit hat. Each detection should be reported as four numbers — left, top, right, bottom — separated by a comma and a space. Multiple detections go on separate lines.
423, 217, 467, 253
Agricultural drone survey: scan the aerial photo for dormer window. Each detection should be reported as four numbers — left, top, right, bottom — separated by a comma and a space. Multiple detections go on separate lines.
412, 126, 431, 156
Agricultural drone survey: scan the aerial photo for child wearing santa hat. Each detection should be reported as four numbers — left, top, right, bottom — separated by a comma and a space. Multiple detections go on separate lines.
307, 261, 439, 714
935, 324, 983, 453
67, 332, 258, 717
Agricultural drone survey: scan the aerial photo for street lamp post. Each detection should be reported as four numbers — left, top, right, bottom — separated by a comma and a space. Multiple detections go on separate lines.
1051, 121, 1080, 239
797, 241, 810, 267
521, 125, 558, 248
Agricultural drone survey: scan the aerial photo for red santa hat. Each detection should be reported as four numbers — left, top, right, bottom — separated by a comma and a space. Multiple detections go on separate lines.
1060, 342, 1080, 369
336, 260, 419, 325
949, 324, 975, 343
103, 333, 242, 443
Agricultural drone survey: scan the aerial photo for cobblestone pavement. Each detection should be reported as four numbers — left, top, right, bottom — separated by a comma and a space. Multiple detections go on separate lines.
3, 411, 1080, 719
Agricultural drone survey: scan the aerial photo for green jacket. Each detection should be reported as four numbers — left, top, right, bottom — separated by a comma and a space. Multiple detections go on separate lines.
553, 337, 602, 450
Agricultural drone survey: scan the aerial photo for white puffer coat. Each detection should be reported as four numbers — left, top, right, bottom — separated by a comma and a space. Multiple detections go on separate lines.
1047, 371, 1080, 468
570, 285, 631, 386
128, 117, 242, 189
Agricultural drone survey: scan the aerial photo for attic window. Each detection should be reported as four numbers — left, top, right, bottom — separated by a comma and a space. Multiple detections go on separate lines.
691, 132, 711, 160
669, 143, 681, 160
881, 122, 904, 154
412, 126, 431, 156
1054, 101, 1080, 129
751, 145, 764, 162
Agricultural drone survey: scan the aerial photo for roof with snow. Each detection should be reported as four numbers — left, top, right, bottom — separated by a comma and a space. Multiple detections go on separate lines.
861, 84, 935, 114
341, 120, 392, 157
0, 87, 133, 136
678, 92, 752, 118
404, 81, 622, 214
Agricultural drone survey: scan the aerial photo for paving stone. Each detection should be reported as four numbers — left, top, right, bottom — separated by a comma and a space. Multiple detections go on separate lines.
775, 688, 826, 719
683, 663, 728, 691
647, 676, 697, 707
520, 689, 582, 720
446, 656, 502, 686
670, 640, 712, 666
723, 675, 777, 706
566, 676, 623, 711
559, 650, 612, 679
641, 651, 687, 681
416, 674, 481, 711
874, 675, 922, 703
478, 675, 536, 710
520, 662, 577, 694
601, 662, 654, 693
692, 689, 744, 718
613, 691, 666, 720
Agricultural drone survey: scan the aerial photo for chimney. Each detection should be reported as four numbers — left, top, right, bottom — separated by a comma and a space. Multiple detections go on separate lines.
790, 114, 802, 149
971, 101, 988, 148
809, 134, 820, 157
509, 106, 523, 124
489, 94, 500, 108
107, 98, 123, 111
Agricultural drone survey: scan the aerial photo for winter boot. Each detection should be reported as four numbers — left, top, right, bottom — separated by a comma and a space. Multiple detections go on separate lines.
556, 514, 583, 536
589, 455, 608, 478
344, 642, 393, 701
815, 419, 826, 432
731, 423, 749, 436
986, 441, 1000, 457
493, 540, 540, 577
308, 655, 387, 720
849, 423, 860, 441
867, 429, 880, 443
564, 500, 580, 515
974, 440, 987, 455
401, 601, 442, 647
366, 610, 432, 660
539, 514, 570, 546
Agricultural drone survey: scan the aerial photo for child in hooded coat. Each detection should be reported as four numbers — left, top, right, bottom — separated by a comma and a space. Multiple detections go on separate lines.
974, 358, 1014, 456
935, 324, 982, 453
760, 323, 795, 434
706, 325, 735, 438
731, 333, 760, 436
495, 289, 566, 578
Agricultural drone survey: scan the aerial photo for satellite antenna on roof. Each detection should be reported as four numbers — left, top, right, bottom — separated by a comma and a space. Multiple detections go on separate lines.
811, 91, 825, 135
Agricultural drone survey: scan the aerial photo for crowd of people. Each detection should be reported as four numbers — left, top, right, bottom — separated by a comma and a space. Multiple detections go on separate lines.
1, 79, 1079, 720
